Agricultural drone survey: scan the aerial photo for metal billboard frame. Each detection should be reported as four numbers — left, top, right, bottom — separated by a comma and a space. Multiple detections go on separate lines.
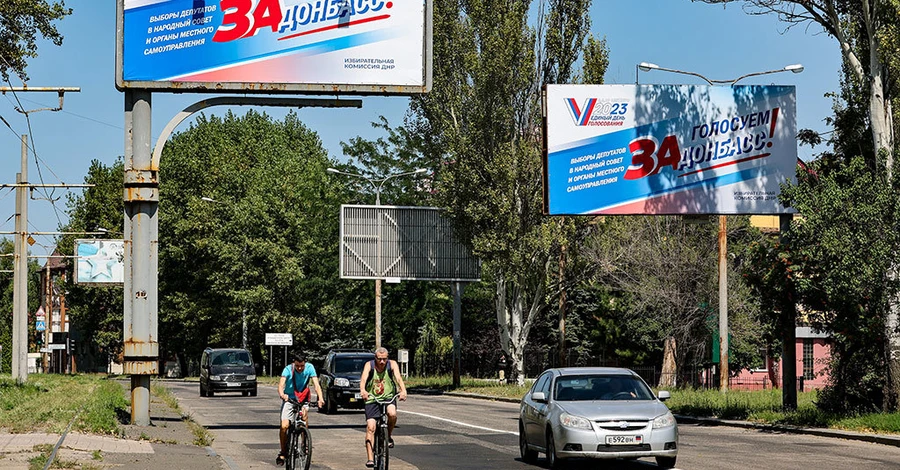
340, 205, 481, 282
115, 0, 433, 95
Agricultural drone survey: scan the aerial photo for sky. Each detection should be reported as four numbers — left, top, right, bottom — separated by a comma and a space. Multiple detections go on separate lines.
0, 0, 842, 257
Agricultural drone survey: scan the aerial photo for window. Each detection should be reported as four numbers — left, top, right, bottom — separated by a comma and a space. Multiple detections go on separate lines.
802, 339, 814, 380
532, 372, 551, 395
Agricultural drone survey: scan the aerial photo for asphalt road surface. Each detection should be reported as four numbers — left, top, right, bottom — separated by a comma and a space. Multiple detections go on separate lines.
165, 381, 900, 469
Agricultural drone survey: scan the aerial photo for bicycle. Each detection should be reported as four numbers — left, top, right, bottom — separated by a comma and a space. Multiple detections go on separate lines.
284, 398, 312, 470
371, 398, 396, 470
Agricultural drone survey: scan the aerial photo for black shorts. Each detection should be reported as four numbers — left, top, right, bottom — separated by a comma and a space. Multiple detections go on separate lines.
364, 398, 397, 421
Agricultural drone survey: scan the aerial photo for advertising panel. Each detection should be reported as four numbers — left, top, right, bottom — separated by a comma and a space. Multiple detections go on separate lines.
75, 239, 125, 286
117, 0, 431, 94
543, 84, 798, 215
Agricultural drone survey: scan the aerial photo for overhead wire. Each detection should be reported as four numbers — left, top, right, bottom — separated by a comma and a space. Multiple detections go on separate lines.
0, 53, 70, 231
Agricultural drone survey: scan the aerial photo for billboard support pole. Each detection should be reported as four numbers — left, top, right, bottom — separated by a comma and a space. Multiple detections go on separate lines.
718, 216, 729, 393
451, 282, 465, 388
124, 89, 158, 426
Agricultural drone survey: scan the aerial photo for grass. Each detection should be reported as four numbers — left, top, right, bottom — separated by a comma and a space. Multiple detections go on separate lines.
0, 374, 127, 435
405, 375, 533, 399
150, 380, 214, 446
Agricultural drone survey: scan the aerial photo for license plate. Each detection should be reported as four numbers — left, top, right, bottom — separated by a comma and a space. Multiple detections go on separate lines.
355, 393, 362, 399
226, 382, 240, 387
606, 435, 642, 445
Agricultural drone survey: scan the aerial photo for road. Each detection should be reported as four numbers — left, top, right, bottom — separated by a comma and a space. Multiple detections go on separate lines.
165, 381, 900, 469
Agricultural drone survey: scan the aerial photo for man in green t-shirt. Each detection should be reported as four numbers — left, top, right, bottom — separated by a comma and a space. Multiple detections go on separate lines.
359, 347, 407, 468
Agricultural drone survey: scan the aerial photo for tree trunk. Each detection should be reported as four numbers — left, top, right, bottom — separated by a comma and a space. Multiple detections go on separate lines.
495, 267, 548, 387
659, 336, 677, 388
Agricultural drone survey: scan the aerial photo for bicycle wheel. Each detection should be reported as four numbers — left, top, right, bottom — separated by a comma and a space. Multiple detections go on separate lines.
296, 425, 312, 470
286, 429, 297, 470
375, 422, 389, 470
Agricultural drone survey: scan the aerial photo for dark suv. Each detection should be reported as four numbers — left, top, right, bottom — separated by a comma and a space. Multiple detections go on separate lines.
200, 348, 257, 397
318, 349, 375, 413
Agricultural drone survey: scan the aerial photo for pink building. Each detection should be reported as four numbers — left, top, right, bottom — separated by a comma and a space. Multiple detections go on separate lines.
730, 326, 831, 391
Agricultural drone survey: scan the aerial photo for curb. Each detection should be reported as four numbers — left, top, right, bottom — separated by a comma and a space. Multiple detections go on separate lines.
674, 415, 900, 448
437, 391, 900, 448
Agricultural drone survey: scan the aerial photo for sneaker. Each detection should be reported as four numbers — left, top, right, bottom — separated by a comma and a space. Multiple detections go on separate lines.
276, 454, 285, 466
365, 460, 375, 468
388, 437, 395, 448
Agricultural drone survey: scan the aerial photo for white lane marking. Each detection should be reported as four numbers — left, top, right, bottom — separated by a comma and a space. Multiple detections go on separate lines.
398, 409, 519, 436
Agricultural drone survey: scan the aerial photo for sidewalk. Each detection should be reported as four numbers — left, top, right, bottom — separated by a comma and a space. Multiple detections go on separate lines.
0, 382, 227, 470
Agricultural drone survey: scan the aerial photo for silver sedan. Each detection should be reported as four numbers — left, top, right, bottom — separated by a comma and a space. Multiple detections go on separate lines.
518, 367, 678, 468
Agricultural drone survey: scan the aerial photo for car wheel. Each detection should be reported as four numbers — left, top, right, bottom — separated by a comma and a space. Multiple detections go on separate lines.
656, 456, 677, 468
546, 430, 565, 469
327, 392, 338, 414
208, 389, 215, 397
200, 384, 207, 397
518, 421, 537, 463
250, 387, 257, 397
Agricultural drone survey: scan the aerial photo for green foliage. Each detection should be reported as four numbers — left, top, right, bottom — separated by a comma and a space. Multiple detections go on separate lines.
60, 159, 125, 366
0, 0, 72, 81
158, 110, 363, 365
0, 236, 45, 373
407, 0, 600, 380
584, 216, 766, 376
779, 156, 900, 412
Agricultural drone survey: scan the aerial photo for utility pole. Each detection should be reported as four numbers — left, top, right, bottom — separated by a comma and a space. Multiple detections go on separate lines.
12, 135, 28, 384
2, 87, 80, 383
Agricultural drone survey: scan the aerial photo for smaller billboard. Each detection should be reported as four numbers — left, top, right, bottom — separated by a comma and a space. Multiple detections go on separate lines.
265, 333, 293, 346
75, 239, 125, 286
542, 84, 798, 215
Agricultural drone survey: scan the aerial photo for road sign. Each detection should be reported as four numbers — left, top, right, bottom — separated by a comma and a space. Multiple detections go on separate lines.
35, 321, 46, 331
265, 333, 293, 347
48, 344, 66, 350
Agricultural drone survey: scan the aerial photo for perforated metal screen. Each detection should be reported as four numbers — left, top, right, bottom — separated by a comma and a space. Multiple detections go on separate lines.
340, 205, 481, 281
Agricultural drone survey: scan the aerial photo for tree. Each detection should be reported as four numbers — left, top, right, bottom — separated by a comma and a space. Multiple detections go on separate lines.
158, 110, 362, 370
59, 159, 126, 369
0, 0, 72, 81
697, 0, 900, 409
585, 216, 765, 385
408, 0, 596, 385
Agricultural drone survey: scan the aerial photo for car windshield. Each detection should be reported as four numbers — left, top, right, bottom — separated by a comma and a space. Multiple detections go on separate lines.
554, 374, 654, 401
211, 351, 251, 367
335, 357, 371, 374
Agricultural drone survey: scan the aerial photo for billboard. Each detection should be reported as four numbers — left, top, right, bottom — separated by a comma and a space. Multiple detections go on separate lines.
116, 0, 432, 94
542, 84, 798, 215
75, 239, 125, 286
340, 205, 480, 281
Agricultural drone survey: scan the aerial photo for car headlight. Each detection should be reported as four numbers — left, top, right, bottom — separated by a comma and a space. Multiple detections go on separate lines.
652, 411, 676, 429
210, 375, 221, 381
246, 375, 256, 381
335, 377, 350, 387
559, 412, 592, 430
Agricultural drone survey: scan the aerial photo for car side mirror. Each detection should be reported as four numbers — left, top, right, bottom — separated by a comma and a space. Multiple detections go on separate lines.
657, 390, 671, 401
532, 391, 547, 403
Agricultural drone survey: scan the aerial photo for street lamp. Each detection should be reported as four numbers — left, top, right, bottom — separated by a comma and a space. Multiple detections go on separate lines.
636, 62, 804, 85
326, 167, 427, 349
634, 63, 803, 395
326, 168, 427, 205
201, 196, 248, 351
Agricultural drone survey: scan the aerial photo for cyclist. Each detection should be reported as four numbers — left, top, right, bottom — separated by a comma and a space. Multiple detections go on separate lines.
277, 352, 324, 466
360, 347, 407, 468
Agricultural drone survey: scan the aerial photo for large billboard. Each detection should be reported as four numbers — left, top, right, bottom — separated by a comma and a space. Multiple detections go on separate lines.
75, 239, 125, 286
543, 84, 798, 215
340, 205, 480, 282
116, 0, 432, 94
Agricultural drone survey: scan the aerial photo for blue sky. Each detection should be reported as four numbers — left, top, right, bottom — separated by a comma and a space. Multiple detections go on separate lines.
0, 0, 841, 256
